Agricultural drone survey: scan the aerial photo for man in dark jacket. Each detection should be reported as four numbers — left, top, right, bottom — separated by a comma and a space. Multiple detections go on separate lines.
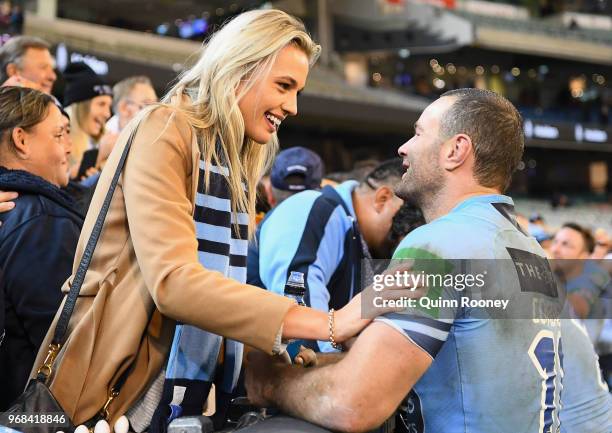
0, 87, 83, 409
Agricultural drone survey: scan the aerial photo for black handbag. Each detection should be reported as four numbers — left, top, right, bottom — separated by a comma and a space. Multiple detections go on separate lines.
0, 125, 138, 433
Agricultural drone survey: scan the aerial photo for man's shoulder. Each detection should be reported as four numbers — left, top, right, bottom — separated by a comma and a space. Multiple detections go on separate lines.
393, 214, 488, 259
0, 193, 80, 243
0, 193, 44, 231
263, 189, 347, 229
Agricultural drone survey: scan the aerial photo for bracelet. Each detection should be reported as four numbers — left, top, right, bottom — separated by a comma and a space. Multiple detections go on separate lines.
328, 309, 342, 350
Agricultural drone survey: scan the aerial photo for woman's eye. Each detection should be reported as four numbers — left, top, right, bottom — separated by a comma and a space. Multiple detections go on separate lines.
278, 82, 290, 90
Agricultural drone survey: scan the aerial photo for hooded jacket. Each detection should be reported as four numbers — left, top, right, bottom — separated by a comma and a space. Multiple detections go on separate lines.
0, 167, 83, 409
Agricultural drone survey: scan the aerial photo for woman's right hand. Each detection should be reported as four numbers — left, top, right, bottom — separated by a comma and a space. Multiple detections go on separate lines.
0, 190, 18, 214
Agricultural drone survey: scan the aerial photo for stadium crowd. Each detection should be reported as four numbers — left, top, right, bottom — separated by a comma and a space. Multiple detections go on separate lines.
0, 8, 610, 433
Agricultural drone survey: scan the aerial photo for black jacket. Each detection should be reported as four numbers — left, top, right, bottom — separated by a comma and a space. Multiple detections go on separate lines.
0, 167, 83, 409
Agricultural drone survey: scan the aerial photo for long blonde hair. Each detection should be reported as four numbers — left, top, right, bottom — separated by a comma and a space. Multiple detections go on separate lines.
161, 9, 320, 237
66, 100, 105, 175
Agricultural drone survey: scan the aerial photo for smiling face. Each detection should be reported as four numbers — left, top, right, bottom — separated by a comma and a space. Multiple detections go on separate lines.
17, 47, 57, 94
119, 82, 157, 127
394, 97, 454, 208
238, 44, 309, 144
550, 227, 590, 260
83, 95, 112, 137
20, 103, 70, 187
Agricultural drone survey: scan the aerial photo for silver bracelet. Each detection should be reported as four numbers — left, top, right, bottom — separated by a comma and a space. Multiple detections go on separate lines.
328, 309, 342, 350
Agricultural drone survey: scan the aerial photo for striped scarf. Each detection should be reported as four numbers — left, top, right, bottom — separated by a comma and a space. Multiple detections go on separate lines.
149, 159, 246, 433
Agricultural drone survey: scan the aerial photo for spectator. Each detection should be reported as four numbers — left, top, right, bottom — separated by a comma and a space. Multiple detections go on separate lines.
0, 35, 56, 93
0, 86, 83, 409
247, 159, 404, 352
592, 228, 611, 260
99, 76, 157, 170
62, 62, 113, 180
551, 223, 610, 343
107, 76, 157, 134
267, 146, 324, 207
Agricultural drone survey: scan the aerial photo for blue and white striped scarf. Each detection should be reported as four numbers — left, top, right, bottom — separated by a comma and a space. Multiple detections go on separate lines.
150, 159, 246, 432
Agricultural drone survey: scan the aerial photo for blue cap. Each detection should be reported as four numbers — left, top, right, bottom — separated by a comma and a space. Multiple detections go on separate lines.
529, 224, 552, 243
270, 146, 324, 191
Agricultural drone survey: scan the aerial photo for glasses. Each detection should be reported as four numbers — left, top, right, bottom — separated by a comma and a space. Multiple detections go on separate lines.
125, 99, 155, 111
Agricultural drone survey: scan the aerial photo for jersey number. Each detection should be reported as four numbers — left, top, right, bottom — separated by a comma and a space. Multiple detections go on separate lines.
528, 331, 563, 433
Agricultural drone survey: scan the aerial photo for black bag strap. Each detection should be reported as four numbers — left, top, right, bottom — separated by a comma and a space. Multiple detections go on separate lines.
52, 125, 139, 345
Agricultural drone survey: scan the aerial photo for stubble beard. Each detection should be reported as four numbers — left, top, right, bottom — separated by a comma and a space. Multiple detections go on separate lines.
394, 165, 445, 221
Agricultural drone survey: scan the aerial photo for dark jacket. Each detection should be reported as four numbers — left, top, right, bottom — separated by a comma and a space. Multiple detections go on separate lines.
0, 167, 83, 409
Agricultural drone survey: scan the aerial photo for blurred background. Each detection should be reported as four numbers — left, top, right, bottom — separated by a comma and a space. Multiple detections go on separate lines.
5, 0, 611, 230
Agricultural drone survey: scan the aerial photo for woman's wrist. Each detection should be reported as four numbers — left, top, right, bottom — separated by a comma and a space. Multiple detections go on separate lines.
328, 309, 342, 350
281, 305, 328, 342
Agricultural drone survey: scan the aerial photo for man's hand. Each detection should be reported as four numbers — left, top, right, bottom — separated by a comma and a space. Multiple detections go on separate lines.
294, 345, 317, 367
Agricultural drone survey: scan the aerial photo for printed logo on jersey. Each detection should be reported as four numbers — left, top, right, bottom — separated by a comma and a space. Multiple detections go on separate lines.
396, 389, 425, 433
506, 247, 557, 298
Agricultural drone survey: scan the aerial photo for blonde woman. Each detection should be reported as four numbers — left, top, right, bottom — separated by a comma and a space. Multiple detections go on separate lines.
62, 62, 113, 179
30, 9, 406, 433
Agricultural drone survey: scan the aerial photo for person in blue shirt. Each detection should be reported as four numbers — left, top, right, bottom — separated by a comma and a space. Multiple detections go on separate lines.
245, 88, 612, 433
248, 159, 405, 352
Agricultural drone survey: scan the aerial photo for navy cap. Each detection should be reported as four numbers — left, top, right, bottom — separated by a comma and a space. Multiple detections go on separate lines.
270, 146, 324, 191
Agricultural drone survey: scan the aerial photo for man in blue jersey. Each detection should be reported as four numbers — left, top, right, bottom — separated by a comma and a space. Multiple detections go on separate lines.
245, 88, 612, 433
248, 159, 406, 352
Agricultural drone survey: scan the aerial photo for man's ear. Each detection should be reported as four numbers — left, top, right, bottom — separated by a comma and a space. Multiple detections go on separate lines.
10, 127, 29, 158
373, 185, 394, 213
442, 133, 472, 171
6, 63, 18, 78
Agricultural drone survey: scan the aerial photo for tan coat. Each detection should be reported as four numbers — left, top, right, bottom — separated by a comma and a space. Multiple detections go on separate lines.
31, 106, 294, 425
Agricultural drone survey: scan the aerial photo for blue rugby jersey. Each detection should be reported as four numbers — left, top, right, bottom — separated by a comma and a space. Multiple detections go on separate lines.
247, 181, 364, 352
559, 319, 612, 433
377, 194, 567, 433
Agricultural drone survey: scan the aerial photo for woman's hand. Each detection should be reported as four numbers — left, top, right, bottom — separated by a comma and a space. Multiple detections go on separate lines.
334, 261, 427, 342
2, 75, 41, 90
0, 191, 18, 215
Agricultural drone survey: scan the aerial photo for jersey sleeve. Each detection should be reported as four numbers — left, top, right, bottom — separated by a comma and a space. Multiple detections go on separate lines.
375, 229, 461, 359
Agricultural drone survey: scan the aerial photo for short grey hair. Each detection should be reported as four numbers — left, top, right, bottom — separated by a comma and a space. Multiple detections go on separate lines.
0, 36, 51, 83
112, 75, 153, 112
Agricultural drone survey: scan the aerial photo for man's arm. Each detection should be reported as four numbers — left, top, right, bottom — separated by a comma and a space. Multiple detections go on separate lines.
246, 322, 432, 432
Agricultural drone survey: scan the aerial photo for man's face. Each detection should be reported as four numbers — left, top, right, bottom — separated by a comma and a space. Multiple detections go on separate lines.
118, 83, 158, 126
17, 48, 57, 94
394, 97, 453, 208
550, 227, 589, 260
